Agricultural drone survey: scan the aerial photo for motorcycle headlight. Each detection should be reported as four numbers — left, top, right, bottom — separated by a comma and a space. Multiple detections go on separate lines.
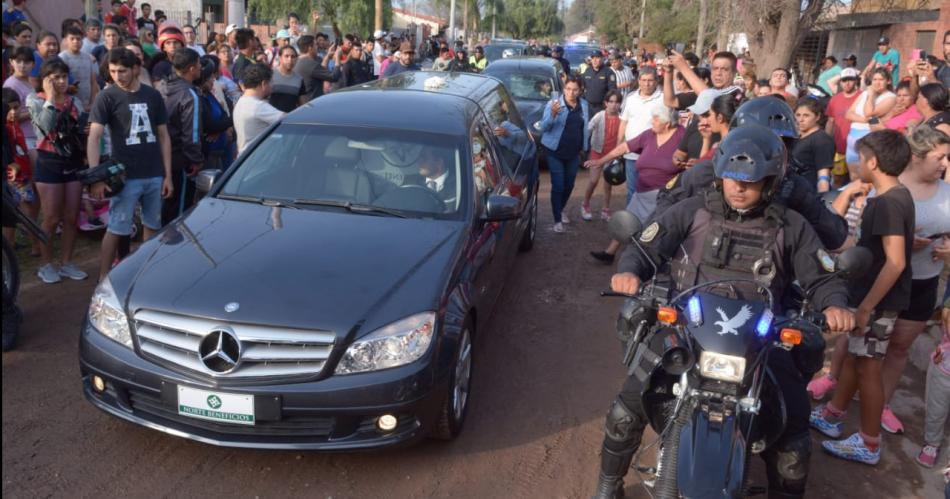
335, 312, 436, 375
699, 351, 746, 383
87, 277, 133, 348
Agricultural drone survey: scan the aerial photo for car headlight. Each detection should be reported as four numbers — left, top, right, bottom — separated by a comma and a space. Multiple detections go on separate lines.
699, 351, 746, 383
88, 277, 133, 348
335, 312, 436, 375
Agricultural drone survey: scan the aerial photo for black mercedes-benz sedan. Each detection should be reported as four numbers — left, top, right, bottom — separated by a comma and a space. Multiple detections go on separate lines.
79, 72, 539, 450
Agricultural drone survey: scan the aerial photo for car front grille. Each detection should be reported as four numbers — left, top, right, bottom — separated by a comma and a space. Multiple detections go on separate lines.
133, 309, 335, 379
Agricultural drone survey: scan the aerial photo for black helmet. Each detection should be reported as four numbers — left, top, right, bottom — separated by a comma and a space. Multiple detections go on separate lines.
730, 97, 800, 139
713, 124, 787, 202
603, 159, 626, 186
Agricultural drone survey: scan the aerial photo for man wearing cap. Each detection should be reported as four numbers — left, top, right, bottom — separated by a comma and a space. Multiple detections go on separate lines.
225, 24, 239, 51
817, 56, 842, 95
609, 51, 635, 98
825, 67, 861, 184
382, 41, 419, 77
582, 50, 616, 115
269, 29, 292, 68
867, 36, 899, 88
151, 21, 186, 82
552, 46, 571, 75
372, 30, 387, 78
469, 46, 487, 72
843, 53, 858, 69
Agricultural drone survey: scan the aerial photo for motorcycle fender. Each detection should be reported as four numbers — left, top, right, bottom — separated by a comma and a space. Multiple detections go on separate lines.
677, 407, 747, 499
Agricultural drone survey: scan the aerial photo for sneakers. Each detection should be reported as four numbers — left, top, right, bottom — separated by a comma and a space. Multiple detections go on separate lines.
917, 444, 939, 468
590, 251, 615, 265
600, 209, 611, 221
58, 262, 88, 281
80, 216, 106, 231
822, 432, 881, 465
37, 263, 61, 284
810, 405, 843, 438
806, 374, 837, 400
581, 204, 593, 221
560, 211, 571, 224
552, 222, 565, 234
880, 405, 904, 434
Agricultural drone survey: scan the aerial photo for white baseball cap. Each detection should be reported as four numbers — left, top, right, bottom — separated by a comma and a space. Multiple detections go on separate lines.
225, 24, 238, 36
687, 88, 728, 115
373, 30, 387, 39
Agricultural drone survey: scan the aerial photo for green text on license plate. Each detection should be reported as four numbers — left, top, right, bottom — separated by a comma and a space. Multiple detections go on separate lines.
177, 386, 255, 425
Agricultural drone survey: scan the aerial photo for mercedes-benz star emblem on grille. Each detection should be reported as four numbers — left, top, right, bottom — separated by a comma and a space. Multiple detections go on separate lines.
198, 329, 242, 373
224, 302, 240, 313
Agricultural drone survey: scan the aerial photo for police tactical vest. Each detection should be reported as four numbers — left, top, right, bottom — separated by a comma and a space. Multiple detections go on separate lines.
670, 192, 787, 303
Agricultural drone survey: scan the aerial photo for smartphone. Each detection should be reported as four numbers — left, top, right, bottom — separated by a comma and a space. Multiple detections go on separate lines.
920, 50, 929, 61
550, 90, 560, 103
868, 117, 880, 125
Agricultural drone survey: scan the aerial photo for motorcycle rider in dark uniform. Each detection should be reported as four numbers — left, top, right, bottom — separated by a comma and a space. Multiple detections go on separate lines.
656, 96, 849, 251
594, 125, 856, 498
582, 50, 616, 115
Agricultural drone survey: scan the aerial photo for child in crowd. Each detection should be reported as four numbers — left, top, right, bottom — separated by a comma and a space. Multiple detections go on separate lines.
581, 90, 622, 222
917, 301, 950, 472
2, 88, 40, 255
811, 129, 914, 465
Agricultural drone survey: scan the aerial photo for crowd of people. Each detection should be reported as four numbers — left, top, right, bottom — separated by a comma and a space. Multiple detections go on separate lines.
1, 0, 949, 490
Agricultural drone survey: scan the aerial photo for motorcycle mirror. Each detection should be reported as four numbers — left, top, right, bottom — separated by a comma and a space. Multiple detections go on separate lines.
835, 246, 873, 279
608, 210, 643, 242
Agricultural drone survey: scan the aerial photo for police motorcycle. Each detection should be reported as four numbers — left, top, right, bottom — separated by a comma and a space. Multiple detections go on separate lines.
602, 211, 870, 498
2, 181, 48, 351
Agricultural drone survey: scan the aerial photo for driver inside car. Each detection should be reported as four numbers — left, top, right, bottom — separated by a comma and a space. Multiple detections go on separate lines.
593, 125, 856, 499
414, 148, 457, 208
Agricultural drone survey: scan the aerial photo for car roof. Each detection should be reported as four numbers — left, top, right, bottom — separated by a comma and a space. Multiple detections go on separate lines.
484, 57, 560, 73
284, 72, 501, 135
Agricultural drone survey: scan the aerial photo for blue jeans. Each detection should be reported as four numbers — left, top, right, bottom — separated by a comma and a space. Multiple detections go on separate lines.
546, 152, 580, 224
108, 176, 163, 236
625, 159, 638, 205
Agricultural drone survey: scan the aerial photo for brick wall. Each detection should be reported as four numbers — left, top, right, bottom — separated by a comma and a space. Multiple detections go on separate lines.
881, 5, 948, 70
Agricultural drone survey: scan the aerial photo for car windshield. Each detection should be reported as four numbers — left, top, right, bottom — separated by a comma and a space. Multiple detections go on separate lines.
484, 44, 524, 62
219, 124, 466, 220
486, 71, 555, 101
563, 49, 589, 68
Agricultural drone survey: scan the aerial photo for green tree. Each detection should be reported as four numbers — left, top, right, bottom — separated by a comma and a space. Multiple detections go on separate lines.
247, 0, 392, 39
564, 0, 596, 35
501, 0, 562, 39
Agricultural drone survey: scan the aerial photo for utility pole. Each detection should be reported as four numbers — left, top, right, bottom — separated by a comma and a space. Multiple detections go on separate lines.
449, 0, 456, 42
375, 0, 383, 31
84, 0, 97, 21
638, 0, 647, 43
491, 0, 497, 39
227, 0, 245, 27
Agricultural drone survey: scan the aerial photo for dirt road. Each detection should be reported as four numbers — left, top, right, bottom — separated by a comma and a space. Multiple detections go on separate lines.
2, 173, 946, 498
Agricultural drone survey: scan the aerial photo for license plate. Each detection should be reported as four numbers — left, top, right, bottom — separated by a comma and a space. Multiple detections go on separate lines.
177, 386, 255, 425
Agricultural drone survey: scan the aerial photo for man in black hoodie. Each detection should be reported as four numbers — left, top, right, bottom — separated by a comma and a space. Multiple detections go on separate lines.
158, 48, 203, 224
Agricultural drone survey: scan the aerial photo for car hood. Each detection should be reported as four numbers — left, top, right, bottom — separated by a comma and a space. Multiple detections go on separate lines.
119, 198, 465, 339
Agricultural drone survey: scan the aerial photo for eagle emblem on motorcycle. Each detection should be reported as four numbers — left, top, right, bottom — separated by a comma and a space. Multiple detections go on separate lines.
714, 305, 754, 336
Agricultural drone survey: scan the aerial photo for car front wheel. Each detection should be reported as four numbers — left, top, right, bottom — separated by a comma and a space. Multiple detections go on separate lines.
432, 325, 473, 440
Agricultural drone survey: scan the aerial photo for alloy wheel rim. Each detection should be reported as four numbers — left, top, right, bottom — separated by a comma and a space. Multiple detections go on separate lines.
452, 330, 472, 420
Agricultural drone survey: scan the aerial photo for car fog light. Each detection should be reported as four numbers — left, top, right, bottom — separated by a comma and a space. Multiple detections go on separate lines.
377, 414, 398, 432
92, 375, 106, 393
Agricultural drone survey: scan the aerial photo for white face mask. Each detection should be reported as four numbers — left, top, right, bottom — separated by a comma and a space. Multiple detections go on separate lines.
472, 141, 482, 155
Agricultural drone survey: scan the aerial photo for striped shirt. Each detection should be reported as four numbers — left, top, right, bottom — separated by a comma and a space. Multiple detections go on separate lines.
611, 67, 635, 97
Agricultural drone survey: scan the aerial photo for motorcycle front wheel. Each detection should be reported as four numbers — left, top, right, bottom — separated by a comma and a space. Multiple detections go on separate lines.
2, 236, 19, 301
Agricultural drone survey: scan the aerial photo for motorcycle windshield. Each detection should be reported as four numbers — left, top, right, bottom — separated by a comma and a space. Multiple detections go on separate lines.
684, 292, 770, 358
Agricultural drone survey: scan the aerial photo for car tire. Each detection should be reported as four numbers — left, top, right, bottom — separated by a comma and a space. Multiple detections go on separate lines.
432, 324, 473, 440
518, 190, 538, 252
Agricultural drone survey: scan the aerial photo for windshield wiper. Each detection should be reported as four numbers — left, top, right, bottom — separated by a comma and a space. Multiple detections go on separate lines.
291, 199, 408, 218
218, 194, 298, 208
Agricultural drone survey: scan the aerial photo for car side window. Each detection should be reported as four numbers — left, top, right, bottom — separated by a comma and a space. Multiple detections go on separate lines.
472, 123, 501, 199
482, 87, 527, 174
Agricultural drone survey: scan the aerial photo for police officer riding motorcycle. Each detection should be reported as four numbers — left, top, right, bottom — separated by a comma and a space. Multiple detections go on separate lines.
658, 96, 848, 251
593, 125, 859, 498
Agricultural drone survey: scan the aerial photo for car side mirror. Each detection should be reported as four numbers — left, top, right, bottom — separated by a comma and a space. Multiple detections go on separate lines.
484, 194, 522, 221
196, 169, 222, 193
608, 210, 643, 242
835, 246, 873, 280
